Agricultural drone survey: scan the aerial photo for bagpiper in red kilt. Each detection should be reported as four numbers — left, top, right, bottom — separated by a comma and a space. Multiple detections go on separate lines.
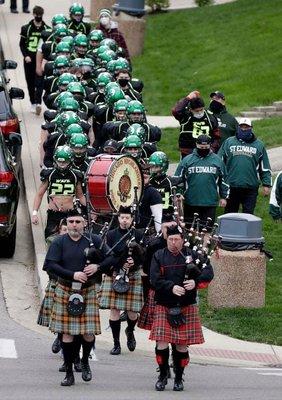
149, 226, 214, 392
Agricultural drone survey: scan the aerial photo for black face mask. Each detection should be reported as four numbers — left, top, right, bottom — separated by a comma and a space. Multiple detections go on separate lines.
197, 148, 210, 157
118, 78, 129, 88
209, 100, 224, 114
73, 94, 84, 103
83, 71, 92, 80
34, 16, 43, 22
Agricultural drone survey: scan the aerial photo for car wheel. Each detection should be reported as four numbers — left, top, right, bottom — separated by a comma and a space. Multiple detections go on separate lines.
0, 219, 17, 258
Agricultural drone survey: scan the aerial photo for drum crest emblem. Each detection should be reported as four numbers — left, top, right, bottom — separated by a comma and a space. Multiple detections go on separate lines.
117, 168, 132, 202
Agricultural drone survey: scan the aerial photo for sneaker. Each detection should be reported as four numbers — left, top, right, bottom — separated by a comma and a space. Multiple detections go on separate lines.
23, 9, 30, 13
11, 9, 19, 13
36, 104, 42, 115
31, 104, 36, 113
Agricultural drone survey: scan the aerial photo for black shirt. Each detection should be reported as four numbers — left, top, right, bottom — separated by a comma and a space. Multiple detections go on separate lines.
137, 184, 162, 229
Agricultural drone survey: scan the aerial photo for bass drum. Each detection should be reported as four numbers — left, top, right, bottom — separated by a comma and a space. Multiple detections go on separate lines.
86, 154, 144, 213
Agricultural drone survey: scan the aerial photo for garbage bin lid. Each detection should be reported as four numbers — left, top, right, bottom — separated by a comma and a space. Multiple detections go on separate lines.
217, 213, 264, 243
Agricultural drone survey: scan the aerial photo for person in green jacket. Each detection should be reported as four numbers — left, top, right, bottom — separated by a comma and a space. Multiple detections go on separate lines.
209, 91, 238, 145
269, 171, 282, 221
218, 118, 272, 214
175, 134, 229, 225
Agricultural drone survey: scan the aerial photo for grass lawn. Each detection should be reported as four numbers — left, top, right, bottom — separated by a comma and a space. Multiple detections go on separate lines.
199, 190, 282, 346
133, 0, 282, 116
159, 117, 282, 163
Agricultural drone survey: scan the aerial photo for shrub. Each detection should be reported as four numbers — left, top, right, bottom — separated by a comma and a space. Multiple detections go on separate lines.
146, 0, 170, 12
195, 0, 214, 6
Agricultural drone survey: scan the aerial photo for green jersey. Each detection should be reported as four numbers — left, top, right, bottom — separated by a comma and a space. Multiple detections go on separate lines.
269, 171, 282, 220
218, 136, 272, 188
175, 150, 229, 206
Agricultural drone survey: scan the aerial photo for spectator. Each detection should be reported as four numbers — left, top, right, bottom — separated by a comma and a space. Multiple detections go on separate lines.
218, 118, 272, 214
19, 5, 49, 114
269, 171, 282, 221
209, 90, 238, 145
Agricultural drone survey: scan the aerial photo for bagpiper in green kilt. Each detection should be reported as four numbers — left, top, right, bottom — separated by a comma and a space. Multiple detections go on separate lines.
99, 271, 143, 312
49, 282, 101, 336
37, 278, 57, 327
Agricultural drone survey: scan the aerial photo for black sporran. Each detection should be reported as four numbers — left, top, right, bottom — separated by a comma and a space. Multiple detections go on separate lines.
167, 306, 186, 328
67, 293, 86, 316
112, 271, 130, 294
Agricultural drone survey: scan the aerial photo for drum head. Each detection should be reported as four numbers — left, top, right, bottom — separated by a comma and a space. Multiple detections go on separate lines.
107, 155, 144, 212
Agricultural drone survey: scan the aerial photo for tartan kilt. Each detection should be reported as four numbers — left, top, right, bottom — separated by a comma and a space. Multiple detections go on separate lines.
99, 271, 143, 312
49, 283, 101, 336
37, 278, 57, 327
138, 288, 156, 331
149, 304, 204, 345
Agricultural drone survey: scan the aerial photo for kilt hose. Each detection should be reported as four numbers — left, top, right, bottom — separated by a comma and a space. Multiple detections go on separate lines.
49, 283, 101, 336
138, 288, 156, 330
99, 271, 143, 312
37, 278, 57, 327
149, 304, 204, 345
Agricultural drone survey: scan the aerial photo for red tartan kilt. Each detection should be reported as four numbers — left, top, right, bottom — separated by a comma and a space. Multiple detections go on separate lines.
138, 288, 156, 331
149, 304, 204, 345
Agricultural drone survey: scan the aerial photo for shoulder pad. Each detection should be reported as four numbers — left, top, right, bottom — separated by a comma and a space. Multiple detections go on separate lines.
40, 168, 53, 181
207, 110, 213, 115
72, 169, 84, 181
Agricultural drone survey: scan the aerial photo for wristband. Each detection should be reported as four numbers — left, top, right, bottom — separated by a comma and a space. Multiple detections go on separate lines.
32, 210, 38, 216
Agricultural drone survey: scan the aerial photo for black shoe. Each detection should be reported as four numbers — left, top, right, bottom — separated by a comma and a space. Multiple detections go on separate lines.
52, 336, 61, 354
120, 311, 128, 322
59, 362, 66, 372
125, 327, 136, 352
61, 372, 75, 386
110, 344, 121, 355
11, 9, 19, 13
74, 357, 82, 373
23, 9, 30, 13
155, 376, 168, 391
173, 379, 184, 391
81, 362, 92, 382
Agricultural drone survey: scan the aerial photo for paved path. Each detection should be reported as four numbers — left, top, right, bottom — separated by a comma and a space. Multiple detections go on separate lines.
168, 0, 236, 10
0, 0, 281, 368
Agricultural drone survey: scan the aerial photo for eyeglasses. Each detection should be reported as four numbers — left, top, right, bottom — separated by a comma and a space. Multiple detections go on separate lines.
67, 219, 83, 224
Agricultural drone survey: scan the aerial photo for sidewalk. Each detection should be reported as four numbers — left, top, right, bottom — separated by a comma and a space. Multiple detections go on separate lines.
0, 1, 281, 368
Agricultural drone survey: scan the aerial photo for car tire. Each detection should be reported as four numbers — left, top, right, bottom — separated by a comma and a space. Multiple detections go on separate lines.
0, 219, 17, 258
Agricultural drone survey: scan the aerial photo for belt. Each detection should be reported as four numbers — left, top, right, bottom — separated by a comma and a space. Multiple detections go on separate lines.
58, 277, 96, 289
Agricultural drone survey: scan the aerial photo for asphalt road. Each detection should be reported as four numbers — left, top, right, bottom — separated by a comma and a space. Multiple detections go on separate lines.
0, 190, 281, 400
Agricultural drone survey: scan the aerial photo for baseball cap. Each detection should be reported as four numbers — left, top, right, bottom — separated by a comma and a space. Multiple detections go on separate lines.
196, 134, 211, 145
238, 118, 252, 127
210, 91, 225, 100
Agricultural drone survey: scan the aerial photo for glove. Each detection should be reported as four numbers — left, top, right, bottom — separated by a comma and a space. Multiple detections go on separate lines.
167, 307, 186, 328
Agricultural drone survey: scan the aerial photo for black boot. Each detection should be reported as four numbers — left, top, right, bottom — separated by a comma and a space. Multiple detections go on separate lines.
172, 349, 189, 391
125, 317, 137, 352
109, 320, 121, 355
60, 342, 75, 386
81, 338, 94, 382
52, 334, 62, 354
155, 348, 169, 391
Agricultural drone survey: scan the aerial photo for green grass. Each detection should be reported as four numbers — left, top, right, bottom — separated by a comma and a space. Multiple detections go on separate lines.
159, 117, 282, 163
199, 190, 282, 346
133, 0, 282, 116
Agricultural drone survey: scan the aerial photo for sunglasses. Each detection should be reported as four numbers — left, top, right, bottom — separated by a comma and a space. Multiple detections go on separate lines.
67, 219, 83, 224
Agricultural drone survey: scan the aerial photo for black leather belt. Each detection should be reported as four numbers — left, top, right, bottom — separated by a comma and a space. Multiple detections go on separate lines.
58, 277, 96, 289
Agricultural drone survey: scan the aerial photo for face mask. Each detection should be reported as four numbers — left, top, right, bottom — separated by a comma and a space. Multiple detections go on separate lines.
34, 16, 42, 22
197, 148, 210, 157
237, 127, 253, 142
118, 78, 129, 87
73, 15, 82, 23
100, 17, 110, 27
192, 110, 205, 119
209, 100, 224, 114
83, 71, 92, 80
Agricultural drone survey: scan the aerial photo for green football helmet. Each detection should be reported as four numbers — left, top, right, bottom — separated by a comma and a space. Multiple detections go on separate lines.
65, 123, 84, 138
106, 59, 117, 74
69, 3, 84, 16
53, 145, 74, 169
105, 82, 125, 105
126, 123, 146, 142
53, 55, 70, 69
53, 24, 69, 41
148, 151, 169, 177
127, 100, 145, 123
98, 49, 117, 65
113, 57, 131, 74
55, 41, 71, 55
56, 111, 81, 132
113, 99, 129, 121
67, 81, 86, 100
69, 133, 88, 158
74, 33, 88, 48
61, 35, 74, 49
53, 92, 74, 109
89, 29, 104, 43
51, 14, 68, 28
100, 38, 118, 52
96, 72, 112, 92
123, 134, 142, 158
57, 72, 78, 88
96, 45, 110, 56
59, 97, 80, 112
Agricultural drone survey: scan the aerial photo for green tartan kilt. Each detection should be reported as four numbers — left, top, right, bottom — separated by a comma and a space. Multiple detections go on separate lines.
49, 283, 101, 336
99, 271, 143, 312
37, 278, 57, 327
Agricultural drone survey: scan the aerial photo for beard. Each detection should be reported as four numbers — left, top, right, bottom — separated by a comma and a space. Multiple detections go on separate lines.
68, 229, 82, 239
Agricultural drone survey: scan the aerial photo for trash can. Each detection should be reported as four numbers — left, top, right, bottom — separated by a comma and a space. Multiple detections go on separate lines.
207, 213, 267, 308
113, 1, 145, 17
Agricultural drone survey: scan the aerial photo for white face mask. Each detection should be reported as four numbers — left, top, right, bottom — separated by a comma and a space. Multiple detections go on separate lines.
100, 17, 110, 27
193, 110, 205, 119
